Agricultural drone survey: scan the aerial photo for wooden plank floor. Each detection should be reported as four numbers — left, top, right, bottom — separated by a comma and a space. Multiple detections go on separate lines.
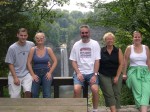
0, 98, 87, 112
88, 105, 150, 112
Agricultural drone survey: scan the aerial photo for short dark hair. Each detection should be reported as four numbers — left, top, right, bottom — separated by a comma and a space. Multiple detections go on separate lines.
17, 28, 28, 34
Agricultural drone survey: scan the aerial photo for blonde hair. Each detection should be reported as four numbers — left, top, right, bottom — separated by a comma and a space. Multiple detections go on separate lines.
133, 31, 142, 36
34, 32, 46, 41
103, 32, 115, 41
35, 32, 45, 37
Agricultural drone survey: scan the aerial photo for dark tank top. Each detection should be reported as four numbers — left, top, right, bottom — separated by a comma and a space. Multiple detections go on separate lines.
33, 47, 50, 69
99, 46, 119, 77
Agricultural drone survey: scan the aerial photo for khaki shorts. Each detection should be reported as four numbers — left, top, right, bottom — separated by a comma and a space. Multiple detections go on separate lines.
8, 73, 32, 98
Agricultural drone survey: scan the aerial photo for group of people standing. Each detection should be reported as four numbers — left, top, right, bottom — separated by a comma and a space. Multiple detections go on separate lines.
5, 25, 150, 112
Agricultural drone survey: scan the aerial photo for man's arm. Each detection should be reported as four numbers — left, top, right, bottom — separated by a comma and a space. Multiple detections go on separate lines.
8, 64, 20, 85
93, 60, 100, 74
90, 59, 100, 85
72, 60, 84, 82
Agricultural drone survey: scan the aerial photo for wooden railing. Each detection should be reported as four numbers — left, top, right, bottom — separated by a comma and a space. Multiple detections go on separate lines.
0, 77, 88, 98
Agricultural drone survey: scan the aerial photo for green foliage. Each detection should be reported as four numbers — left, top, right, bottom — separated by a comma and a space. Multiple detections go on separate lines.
115, 30, 132, 52
121, 84, 134, 105
3, 86, 9, 97
85, 0, 150, 47
0, 68, 8, 77
40, 10, 86, 47
0, 0, 69, 76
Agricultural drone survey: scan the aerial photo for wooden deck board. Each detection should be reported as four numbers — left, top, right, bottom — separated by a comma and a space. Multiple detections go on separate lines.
0, 98, 87, 112
0, 98, 87, 106
0, 106, 87, 112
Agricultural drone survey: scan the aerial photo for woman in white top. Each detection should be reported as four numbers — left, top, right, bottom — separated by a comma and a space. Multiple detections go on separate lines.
123, 31, 150, 112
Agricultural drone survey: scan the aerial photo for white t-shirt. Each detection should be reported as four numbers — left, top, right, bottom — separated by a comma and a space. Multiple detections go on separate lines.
5, 41, 35, 77
130, 45, 147, 66
69, 39, 101, 74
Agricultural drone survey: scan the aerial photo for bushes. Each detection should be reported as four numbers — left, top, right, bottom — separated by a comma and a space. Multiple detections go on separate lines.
121, 84, 134, 105
88, 89, 105, 106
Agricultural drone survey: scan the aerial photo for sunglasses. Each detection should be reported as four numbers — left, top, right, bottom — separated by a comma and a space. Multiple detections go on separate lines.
36, 37, 44, 40
81, 32, 88, 34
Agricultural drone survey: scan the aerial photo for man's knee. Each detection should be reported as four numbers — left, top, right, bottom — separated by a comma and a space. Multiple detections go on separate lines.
74, 85, 82, 97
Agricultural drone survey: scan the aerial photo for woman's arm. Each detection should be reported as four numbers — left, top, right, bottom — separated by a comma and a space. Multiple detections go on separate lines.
114, 48, 123, 84
123, 46, 131, 80
47, 47, 57, 75
145, 45, 150, 70
27, 47, 38, 81
116, 48, 124, 77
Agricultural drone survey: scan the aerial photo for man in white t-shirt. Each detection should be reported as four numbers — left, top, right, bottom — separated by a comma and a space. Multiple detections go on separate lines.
5, 28, 35, 98
69, 25, 101, 112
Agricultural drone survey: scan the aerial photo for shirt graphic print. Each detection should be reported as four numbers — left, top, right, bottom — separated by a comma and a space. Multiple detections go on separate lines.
80, 47, 91, 58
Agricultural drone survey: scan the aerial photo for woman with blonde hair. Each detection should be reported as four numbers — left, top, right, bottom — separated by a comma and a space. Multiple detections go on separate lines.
99, 32, 123, 112
27, 31, 57, 98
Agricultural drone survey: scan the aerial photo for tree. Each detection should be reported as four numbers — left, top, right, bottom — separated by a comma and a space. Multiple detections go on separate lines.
0, 0, 69, 76
85, 0, 150, 49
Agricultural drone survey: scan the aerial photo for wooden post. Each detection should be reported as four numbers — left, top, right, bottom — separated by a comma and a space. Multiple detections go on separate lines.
0, 77, 8, 97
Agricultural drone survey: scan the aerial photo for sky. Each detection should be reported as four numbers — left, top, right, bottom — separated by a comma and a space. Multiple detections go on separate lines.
54, 0, 114, 12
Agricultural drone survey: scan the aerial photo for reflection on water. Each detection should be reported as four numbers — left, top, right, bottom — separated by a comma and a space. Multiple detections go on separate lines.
50, 85, 74, 98
59, 86, 74, 98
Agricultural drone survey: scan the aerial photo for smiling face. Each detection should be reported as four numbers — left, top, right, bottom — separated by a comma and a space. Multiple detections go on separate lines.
103, 32, 115, 47
80, 27, 90, 43
35, 33, 45, 45
105, 34, 114, 46
133, 32, 142, 45
17, 30, 28, 45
